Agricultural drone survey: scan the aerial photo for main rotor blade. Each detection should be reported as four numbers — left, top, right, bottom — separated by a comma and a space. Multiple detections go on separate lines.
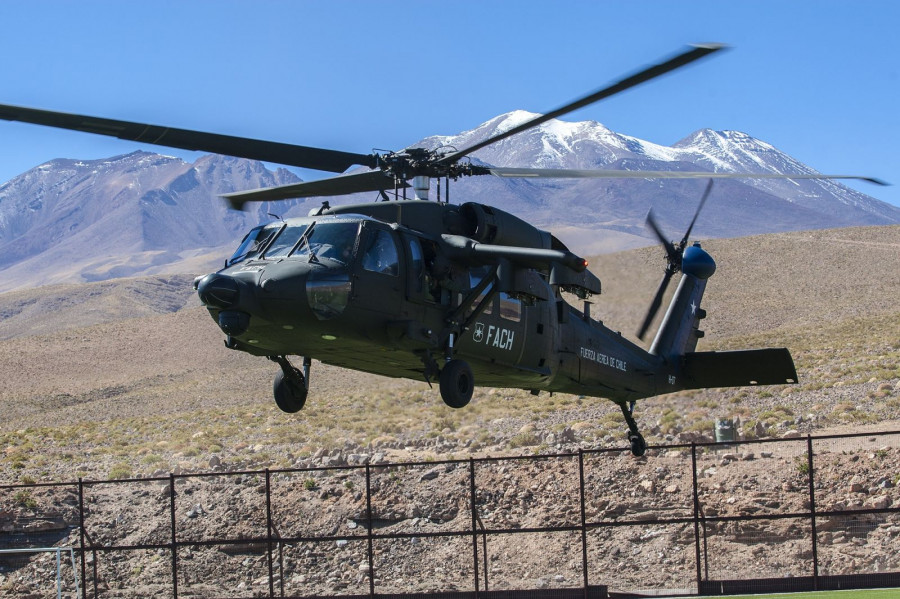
637, 270, 675, 341
435, 44, 726, 166
0, 103, 377, 173
221, 170, 403, 210
486, 167, 888, 185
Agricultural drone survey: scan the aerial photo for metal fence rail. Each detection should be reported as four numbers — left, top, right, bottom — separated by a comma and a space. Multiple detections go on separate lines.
1, 430, 899, 599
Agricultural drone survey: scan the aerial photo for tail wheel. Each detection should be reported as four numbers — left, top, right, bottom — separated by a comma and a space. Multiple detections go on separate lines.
628, 432, 647, 457
273, 369, 308, 413
439, 359, 474, 409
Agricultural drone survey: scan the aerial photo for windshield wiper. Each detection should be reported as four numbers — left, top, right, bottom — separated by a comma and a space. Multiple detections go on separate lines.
293, 222, 318, 263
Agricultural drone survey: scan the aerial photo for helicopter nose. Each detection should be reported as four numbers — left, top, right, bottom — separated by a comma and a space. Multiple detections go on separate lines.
196, 273, 240, 308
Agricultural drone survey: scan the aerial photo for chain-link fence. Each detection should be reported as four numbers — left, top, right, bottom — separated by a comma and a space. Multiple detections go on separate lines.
2, 431, 899, 598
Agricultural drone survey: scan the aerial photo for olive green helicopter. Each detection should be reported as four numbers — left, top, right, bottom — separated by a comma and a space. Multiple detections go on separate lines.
0, 44, 885, 455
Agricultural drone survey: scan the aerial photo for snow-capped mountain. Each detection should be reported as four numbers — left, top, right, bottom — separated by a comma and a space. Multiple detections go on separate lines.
673, 129, 896, 221
411, 112, 898, 254
422, 110, 897, 226
0, 113, 896, 291
0, 151, 307, 290
427, 110, 692, 169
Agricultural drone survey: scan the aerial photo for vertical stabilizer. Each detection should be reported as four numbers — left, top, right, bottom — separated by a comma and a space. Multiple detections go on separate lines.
649, 243, 715, 363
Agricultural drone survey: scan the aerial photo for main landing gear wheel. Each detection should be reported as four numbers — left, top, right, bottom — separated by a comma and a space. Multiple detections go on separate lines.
273, 368, 308, 413
439, 359, 474, 409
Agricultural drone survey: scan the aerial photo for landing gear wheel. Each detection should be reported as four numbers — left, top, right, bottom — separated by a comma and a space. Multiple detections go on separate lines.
273, 369, 308, 413
628, 432, 647, 457
439, 359, 474, 409
619, 401, 646, 457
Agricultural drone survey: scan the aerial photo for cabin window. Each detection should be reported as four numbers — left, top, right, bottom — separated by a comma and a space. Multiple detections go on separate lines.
467, 266, 493, 315
362, 229, 400, 276
499, 292, 521, 322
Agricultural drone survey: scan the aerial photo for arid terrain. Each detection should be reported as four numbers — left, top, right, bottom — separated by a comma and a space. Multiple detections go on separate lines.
0, 225, 898, 597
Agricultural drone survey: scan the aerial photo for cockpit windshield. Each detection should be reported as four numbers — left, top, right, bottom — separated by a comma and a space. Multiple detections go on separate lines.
264, 224, 309, 259
292, 221, 359, 265
227, 220, 361, 267
227, 224, 281, 266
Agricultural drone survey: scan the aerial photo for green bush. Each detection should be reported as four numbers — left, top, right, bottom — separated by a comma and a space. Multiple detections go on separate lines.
13, 490, 37, 509
108, 463, 133, 480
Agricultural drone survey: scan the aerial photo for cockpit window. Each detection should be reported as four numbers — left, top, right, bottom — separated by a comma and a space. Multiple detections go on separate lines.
362, 229, 400, 276
292, 221, 359, 265
227, 224, 281, 266
264, 224, 309, 259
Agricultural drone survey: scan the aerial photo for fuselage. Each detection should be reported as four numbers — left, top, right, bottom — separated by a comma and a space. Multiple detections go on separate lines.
195, 206, 674, 404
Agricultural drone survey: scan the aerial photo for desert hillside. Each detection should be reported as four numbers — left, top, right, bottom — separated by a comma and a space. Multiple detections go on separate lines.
0, 225, 896, 483
0, 225, 898, 598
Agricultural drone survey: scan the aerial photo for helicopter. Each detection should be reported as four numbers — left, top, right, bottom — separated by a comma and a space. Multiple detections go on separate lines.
0, 44, 886, 456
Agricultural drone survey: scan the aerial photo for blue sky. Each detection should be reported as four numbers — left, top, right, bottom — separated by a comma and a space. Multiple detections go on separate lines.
0, 1, 897, 206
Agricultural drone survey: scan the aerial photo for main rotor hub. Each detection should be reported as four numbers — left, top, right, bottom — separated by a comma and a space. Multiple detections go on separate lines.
378, 147, 483, 180
379, 147, 437, 179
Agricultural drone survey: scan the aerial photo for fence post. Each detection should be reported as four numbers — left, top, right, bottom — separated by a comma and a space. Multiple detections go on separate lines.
265, 469, 274, 599
578, 450, 589, 598
365, 464, 375, 598
169, 473, 178, 599
91, 545, 98, 599
278, 536, 285, 598
469, 458, 480, 597
77, 479, 87, 599
55, 547, 62, 599
479, 516, 489, 591
691, 443, 702, 589
806, 435, 819, 589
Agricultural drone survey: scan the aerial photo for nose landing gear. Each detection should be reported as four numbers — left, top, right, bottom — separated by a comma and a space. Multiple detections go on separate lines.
271, 356, 310, 413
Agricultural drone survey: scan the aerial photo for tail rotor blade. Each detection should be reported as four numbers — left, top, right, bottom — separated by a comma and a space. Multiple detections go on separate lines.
645, 210, 677, 259
639, 179, 713, 341
637, 269, 674, 340
681, 179, 713, 247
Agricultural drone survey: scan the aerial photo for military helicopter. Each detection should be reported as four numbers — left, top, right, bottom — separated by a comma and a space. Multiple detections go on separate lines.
0, 44, 885, 456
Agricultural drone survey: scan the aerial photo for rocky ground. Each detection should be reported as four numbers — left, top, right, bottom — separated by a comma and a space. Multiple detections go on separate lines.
2, 429, 899, 598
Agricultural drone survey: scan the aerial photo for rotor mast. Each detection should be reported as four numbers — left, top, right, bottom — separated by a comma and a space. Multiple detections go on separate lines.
413, 175, 430, 201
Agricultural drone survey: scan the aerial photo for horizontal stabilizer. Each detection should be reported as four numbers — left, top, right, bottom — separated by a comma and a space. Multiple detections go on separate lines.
681, 348, 797, 389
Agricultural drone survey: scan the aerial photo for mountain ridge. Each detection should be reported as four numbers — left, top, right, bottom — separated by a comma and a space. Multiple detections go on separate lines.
423, 111, 896, 223
0, 113, 896, 292
0, 151, 306, 290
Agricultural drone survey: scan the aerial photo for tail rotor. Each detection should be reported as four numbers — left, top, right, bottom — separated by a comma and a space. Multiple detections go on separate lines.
636, 180, 714, 341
